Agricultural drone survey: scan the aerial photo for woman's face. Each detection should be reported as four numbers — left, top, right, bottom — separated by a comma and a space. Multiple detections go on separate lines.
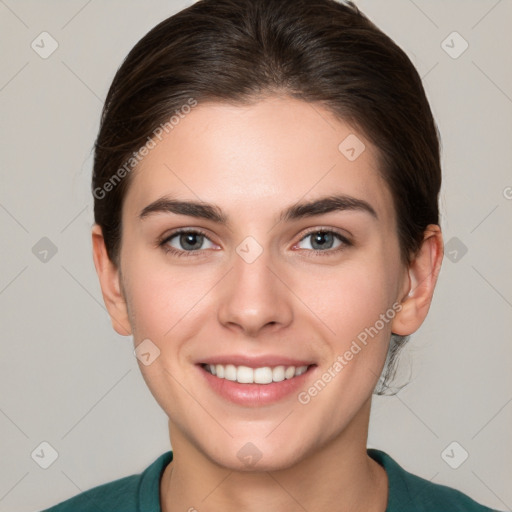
116, 95, 410, 470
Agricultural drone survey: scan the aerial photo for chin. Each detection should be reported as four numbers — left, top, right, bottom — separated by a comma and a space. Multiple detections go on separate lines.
200, 436, 312, 473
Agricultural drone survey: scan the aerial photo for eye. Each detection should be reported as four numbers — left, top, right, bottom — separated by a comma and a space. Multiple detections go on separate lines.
160, 229, 217, 256
158, 228, 351, 258
295, 229, 351, 254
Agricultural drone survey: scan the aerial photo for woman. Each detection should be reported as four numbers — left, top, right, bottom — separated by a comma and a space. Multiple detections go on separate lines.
43, 0, 499, 510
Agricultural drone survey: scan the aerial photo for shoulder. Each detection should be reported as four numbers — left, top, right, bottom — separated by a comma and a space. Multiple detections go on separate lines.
40, 451, 173, 512
367, 448, 500, 512
41, 474, 140, 512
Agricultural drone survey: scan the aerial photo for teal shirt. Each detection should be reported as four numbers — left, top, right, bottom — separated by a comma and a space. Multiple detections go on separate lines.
42, 449, 500, 512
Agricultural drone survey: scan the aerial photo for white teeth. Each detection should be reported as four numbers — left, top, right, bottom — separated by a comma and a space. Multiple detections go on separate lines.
285, 366, 296, 379
237, 365, 253, 383
272, 365, 285, 382
224, 364, 237, 381
254, 366, 273, 384
204, 363, 310, 384
295, 366, 308, 376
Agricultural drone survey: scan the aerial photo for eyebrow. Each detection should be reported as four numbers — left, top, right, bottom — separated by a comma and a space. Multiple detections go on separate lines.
138, 194, 378, 224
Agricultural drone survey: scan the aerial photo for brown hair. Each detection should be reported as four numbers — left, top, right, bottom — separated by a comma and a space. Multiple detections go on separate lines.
92, 0, 441, 394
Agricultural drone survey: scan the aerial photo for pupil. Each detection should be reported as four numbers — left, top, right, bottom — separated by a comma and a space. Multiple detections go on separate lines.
312, 232, 333, 250
181, 233, 203, 250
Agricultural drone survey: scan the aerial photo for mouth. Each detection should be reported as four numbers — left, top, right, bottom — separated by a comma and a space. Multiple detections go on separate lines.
197, 361, 318, 406
200, 363, 315, 384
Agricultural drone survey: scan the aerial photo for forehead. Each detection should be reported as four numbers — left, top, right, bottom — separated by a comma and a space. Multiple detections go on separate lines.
123, 96, 395, 227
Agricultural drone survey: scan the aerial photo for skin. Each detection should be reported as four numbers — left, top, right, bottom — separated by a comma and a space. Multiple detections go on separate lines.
92, 95, 443, 512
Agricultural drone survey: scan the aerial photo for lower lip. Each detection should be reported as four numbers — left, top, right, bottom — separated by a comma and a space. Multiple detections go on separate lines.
197, 364, 317, 407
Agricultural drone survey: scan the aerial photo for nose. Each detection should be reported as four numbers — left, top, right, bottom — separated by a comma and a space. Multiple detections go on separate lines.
217, 245, 293, 338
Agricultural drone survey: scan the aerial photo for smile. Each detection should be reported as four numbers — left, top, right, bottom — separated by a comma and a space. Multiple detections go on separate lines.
201, 363, 311, 384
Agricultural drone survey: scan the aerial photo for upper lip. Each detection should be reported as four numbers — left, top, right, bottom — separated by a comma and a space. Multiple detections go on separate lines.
198, 355, 316, 368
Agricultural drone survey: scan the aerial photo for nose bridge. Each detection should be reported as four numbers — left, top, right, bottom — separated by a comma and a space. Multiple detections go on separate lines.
217, 237, 293, 335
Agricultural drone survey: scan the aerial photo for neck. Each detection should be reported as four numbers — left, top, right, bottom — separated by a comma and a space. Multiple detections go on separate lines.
160, 399, 388, 512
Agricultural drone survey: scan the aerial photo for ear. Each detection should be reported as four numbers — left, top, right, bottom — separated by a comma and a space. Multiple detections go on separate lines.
91, 224, 132, 336
391, 224, 444, 336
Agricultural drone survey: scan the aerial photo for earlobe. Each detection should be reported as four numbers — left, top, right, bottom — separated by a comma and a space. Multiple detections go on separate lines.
91, 224, 132, 336
391, 225, 444, 336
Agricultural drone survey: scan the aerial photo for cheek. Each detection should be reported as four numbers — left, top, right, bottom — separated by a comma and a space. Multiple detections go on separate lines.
121, 255, 212, 414
293, 254, 399, 406
123, 254, 212, 341
293, 264, 397, 412
124, 242, 399, 354
299, 258, 396, 344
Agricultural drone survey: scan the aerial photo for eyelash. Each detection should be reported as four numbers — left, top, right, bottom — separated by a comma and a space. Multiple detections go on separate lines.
158, 228, 352, 258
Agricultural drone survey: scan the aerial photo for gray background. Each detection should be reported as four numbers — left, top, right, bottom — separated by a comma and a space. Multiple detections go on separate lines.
0, 0, 511, 511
